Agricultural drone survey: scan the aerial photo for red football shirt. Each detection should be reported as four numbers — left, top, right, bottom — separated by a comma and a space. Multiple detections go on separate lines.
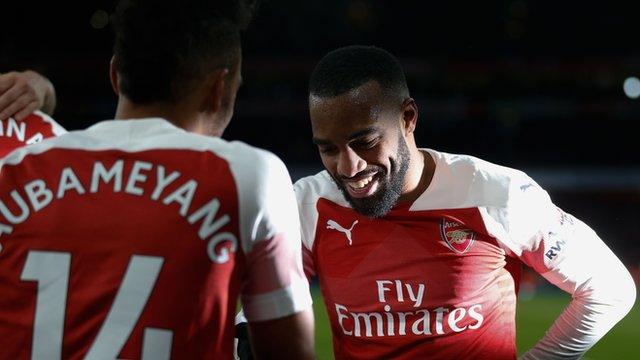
0, 118, 311, 359
295, 148, 631, 359
0, 111, 66, 158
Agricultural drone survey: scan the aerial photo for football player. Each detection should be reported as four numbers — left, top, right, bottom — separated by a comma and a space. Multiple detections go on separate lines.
294, 45, 635, 359
0, 1, 315, 359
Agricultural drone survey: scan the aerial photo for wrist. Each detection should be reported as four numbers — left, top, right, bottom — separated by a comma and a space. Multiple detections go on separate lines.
24, 70, 57, 115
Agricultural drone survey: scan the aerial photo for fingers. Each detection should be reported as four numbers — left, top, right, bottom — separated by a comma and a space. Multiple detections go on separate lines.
0, 72, 43, 120
14, 100, 39, 121
0, 71, 55, 119
0, 72, 17, 94
0, 89, 31, 120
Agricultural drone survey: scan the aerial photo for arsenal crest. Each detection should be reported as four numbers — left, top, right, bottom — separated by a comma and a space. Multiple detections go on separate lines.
439, 219, 475, 254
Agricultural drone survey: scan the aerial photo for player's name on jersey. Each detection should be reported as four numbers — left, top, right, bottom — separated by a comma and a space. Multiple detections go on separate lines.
334, 279, 484, 338
0, 118, 28, 141
0, 159, 236, 264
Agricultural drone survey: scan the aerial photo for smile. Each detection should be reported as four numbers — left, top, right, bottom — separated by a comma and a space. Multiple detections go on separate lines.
350, 174, 374, 189
344, 172, 380, 198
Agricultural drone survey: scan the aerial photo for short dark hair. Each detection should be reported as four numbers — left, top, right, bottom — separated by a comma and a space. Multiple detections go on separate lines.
112, 0, 258, 104
309, 45, 410, 101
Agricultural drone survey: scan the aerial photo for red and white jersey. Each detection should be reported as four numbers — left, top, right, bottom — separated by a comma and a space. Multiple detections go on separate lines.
295, 149, 635, 360
0, 118, 311, 359
0, 111, 66, 158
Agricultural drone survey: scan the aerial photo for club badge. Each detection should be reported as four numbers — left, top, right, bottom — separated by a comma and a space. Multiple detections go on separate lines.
440, 219, 475, 254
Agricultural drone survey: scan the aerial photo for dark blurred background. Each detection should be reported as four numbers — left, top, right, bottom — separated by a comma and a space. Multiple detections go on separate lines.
2, 1, 639, 271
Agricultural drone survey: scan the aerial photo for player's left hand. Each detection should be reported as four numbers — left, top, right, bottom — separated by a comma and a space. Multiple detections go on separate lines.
235, 321, 254, 360
0, 70, 57, 121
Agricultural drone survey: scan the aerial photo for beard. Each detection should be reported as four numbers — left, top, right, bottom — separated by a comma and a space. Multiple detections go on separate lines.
332, 134, 411, 218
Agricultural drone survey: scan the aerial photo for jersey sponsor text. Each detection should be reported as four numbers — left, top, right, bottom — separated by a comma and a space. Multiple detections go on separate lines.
333, 279, 484, 338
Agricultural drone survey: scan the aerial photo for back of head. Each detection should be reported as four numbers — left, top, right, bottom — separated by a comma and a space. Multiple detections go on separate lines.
112, 0, 259, 104
309, 45, 410, 102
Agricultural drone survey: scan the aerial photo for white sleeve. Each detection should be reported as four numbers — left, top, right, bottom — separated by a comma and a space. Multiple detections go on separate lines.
482, 174, 636, 359
230, 149, 312, 322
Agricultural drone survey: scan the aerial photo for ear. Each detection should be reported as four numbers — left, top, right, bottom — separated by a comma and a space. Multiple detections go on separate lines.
109, 55, 119, 95
207, 68, 230, 113
401, 98, 418, 135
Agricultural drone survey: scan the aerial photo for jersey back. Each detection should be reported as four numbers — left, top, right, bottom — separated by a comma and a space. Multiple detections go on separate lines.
0, 119, 296, 359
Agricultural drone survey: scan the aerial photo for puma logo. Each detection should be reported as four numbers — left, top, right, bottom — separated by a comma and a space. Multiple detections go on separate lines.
326, 219, 358, 246
520, 183, 534, 191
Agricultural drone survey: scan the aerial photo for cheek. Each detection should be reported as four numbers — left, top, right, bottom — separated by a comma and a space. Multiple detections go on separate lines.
319, 154, 337, 175
369, 145, 392, 168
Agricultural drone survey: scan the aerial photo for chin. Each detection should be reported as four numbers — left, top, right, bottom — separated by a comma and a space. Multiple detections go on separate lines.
345, 186, 399, 218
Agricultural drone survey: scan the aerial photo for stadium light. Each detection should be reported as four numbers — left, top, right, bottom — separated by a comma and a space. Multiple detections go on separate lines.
90, 10, 109, 30
623, 77, 640, 99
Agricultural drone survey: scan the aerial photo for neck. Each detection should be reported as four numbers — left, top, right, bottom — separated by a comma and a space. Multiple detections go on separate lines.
398, 145, 435, 203
114, 97, 222, 136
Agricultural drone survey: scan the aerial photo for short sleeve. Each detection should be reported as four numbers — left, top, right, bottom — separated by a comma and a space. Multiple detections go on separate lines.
229, 148, 312, 321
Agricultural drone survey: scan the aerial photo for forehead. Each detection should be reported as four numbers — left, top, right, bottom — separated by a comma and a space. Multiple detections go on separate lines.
309, 81, 388, 140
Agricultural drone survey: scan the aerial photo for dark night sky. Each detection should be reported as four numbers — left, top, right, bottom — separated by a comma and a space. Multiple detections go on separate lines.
1, 1, 639, 167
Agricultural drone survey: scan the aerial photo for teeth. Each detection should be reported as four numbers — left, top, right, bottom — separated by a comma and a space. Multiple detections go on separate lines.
350, 175, 374, 190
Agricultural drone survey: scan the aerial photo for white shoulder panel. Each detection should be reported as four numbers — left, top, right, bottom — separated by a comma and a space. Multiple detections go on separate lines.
479, 173, 554, 258
220, 143, 301, 255
2, 118, 230, 165
410, 149, 530, 211
294, 170, 349, 251
1, 118, 298, 254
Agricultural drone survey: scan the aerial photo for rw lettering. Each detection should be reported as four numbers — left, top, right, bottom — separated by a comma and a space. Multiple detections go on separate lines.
545, 239, 566, 260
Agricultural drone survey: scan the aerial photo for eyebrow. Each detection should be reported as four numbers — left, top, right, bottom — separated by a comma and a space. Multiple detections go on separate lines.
347, 127, 378, 141
312, 126, 379, 145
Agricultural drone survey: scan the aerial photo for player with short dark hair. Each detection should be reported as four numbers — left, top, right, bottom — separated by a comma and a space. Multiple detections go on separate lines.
112, 0, 249, 106
308, 45, 413, 219
295, 45, 636, 359
309, 45, 410, 102
0, 1, 315, 359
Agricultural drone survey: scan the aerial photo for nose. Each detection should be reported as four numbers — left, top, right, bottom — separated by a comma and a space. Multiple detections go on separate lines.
337, 147, 366, 178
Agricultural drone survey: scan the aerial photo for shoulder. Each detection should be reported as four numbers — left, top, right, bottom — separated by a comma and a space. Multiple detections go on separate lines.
28, 111, 67, 135
293, 171, 350, 251
209, 139, 286, 177
146, 129, 287, 182
0, 111, 65, 133
412, 149, 541, 210
294, 170, 349, 207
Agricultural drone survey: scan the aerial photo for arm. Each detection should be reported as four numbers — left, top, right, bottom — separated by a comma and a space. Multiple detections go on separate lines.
519, 214, 635, 359
236, 237, 317, 359
484, 175, 636, 359
0, 70, 56, 120
244, 233, 316, 359
249, 310, 315, 360
235, 150, 315, 359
